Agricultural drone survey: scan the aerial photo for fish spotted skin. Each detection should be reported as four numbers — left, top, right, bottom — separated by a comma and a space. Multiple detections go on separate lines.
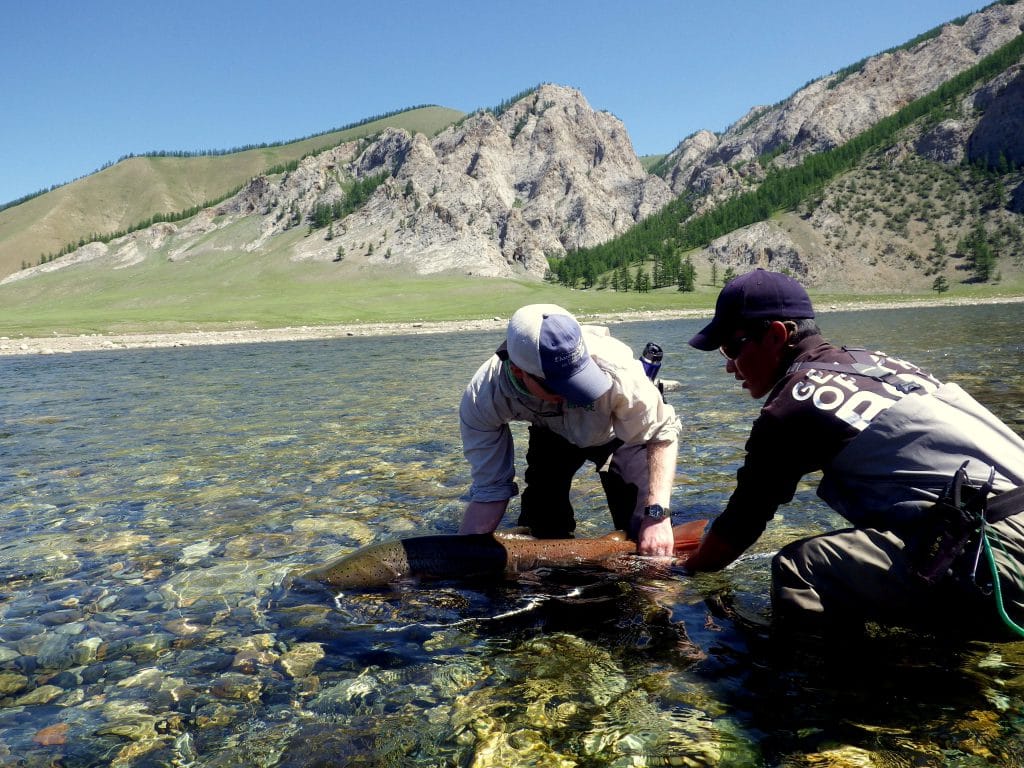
303, 520, 707, 589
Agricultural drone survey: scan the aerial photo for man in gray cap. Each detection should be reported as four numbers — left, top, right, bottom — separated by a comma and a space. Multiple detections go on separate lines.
459, 303, 682, 556
685, 268, 1024, 639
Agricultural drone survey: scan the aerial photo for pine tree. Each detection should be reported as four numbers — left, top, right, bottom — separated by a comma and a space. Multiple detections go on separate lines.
617, 265, 631, 292
582, 263, 597, 289
961, 221, 996, 282
678, 256, 696, 292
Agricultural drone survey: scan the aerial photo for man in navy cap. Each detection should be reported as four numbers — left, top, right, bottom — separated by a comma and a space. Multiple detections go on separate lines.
459, 303, 682, 556
685, 269, 1024, 638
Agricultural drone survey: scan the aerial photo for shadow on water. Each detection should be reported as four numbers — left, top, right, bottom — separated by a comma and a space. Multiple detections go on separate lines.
275, 560, 704, 666
265, 561, 736, 766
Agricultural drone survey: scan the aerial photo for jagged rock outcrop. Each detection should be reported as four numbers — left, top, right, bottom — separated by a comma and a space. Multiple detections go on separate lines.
915, 119, 972, 164
673, 5, 1024, 290
664, 130, 719, 199
291, 84, 672, 276
704, 222, 803, 273
967, 67, 1024, 167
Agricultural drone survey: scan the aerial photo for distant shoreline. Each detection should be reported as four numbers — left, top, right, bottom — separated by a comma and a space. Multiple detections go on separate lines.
2, 295, 1022, 356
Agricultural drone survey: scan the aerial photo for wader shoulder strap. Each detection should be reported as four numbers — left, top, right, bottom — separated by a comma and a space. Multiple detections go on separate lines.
986, 485, 1024, 525
786, 347, 923, 394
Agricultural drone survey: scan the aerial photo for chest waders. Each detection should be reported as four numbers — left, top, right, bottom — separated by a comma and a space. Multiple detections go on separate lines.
789, 350, 1024, 637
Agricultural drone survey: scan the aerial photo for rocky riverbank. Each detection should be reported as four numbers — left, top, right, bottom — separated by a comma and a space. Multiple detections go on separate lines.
2, 296, 1022, 356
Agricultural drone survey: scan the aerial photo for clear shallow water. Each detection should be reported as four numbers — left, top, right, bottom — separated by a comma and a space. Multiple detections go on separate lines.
1, 304, 1023, 766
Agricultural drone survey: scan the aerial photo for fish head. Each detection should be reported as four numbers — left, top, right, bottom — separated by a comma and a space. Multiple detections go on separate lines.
302, 540, 410, 588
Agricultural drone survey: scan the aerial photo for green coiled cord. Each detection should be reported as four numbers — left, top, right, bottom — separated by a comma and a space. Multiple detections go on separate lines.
983, 527, 1024, 638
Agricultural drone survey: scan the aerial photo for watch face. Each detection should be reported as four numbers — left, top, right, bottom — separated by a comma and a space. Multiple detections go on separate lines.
644, 504, 666, 520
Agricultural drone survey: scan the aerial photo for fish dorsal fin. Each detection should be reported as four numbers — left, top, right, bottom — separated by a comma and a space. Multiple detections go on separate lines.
494, 528, 537, 541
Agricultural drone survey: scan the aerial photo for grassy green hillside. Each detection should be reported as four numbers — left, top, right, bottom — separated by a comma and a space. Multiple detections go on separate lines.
2, 230, 1020, 339
0, 230, 714, 336
0, 106, 464, 281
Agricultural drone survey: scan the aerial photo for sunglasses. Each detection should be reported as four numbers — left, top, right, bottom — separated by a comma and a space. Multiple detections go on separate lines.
719, 320, 773, 360
719, 335, 753, 360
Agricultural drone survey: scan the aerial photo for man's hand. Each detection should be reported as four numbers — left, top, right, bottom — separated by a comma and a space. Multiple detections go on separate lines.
684, 530, 743, 572
636, 516, 675, 557
459, 500, 508, 535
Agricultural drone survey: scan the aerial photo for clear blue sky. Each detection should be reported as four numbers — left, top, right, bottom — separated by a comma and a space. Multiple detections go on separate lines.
1, 0, 987, 205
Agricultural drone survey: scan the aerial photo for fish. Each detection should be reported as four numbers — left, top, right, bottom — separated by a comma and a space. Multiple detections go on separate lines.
302, 519, 708, 589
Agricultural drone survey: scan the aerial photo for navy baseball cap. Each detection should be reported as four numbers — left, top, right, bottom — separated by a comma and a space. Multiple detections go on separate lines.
688, 269, 815, 351
506, 304, 612, 405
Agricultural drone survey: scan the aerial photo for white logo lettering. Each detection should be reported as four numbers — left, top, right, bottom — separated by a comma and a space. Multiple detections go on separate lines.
792, 380, 816, 401
834, 373, 860, 393
787, 355, 939, 430
789, 368, 901, 427
812, 386, 845, 411
553, 339, 585, 367
806, 369, 834, 385
835, 390, 895, 431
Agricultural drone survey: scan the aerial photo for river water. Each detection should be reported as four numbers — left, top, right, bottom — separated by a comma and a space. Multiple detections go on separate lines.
2, 303, 1023, 766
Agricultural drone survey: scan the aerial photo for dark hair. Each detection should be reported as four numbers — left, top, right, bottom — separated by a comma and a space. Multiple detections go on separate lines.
787, 318, 821, 343
742, 317, 819, 344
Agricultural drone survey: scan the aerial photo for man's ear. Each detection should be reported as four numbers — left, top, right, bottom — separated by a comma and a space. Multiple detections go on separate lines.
765, 320, 792, 349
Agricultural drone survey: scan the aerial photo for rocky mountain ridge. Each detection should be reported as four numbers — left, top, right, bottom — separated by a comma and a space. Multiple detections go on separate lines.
5, 2, 1023, 290
694, 11, 1024, 290
6, 85, 670, 283
663, 2, 1024, 207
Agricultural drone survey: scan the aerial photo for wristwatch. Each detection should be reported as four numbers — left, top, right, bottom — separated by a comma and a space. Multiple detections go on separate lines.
643, 504, 669, 521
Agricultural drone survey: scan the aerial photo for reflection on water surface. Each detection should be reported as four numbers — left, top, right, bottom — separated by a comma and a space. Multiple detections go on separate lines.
1, 303, 1023, 766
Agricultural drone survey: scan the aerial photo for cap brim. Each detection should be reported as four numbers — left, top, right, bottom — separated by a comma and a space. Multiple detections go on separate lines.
547, 358, 612, 406
688, 318, 724, 351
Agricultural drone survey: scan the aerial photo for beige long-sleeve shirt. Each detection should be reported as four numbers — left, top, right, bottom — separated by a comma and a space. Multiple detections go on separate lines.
459, 326, 681, 503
